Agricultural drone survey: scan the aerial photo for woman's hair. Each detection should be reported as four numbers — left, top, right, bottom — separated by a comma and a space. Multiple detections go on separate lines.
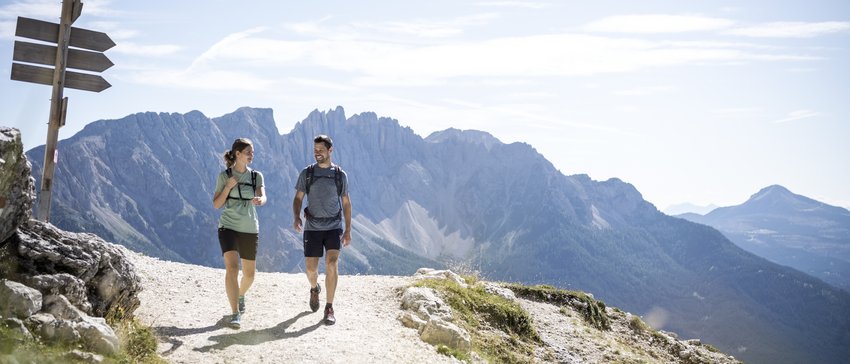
223, 138, 253, 168
314, 134, 333, 149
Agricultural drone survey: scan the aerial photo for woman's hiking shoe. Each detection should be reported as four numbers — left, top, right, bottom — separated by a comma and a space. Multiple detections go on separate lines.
228, 313, 241, 329
238, 295, 246, 313
310, 284, 321, 312
323, 306, 336, 325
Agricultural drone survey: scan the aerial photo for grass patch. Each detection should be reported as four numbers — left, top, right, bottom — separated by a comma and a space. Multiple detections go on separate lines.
436, 344, 471, 361
629, 315, 651, 334
0, 322, 87, 364
505, 283, 611, 331
0, 314, 164, 364
112, 317, 166, 364
704, 344, 720, 353
415, 278, 543, 363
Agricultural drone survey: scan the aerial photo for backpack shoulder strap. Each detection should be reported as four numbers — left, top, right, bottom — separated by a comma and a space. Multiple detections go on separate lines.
305, 163, 316, 194
225, 167, 232, 177
333, 164, 344, 197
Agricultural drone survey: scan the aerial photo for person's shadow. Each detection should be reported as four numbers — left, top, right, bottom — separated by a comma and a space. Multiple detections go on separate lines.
153, 316, 231, 356
193, 311, 322, 352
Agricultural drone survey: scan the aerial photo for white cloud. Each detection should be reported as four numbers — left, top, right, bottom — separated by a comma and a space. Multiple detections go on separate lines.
121, 20, 826, 91
128, 68, 274, 92
712, 107, 762, 115
612, 85, 674, 96
771, 109, 821, 123
111, 42, 182, 56
474, 1, 549, 9
0, 0, 59, 20
726, 22, 850, 38
352, 13, 500, 39
583, 14, 735, 34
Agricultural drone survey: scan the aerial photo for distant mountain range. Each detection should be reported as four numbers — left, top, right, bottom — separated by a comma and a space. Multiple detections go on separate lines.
25, 107, 850, 364
663, 202, 719, 216
679, 185, 850, 292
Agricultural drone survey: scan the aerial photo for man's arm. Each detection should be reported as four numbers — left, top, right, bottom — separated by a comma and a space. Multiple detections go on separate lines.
341, 194, 352, 246
293, 190, 305, 232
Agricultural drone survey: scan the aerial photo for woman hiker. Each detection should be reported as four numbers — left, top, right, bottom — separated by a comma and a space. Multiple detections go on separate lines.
212, 138, 266, 329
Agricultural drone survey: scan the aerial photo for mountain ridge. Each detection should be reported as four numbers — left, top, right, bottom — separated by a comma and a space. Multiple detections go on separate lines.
24, 107, 850, 364
679, 184, 850, 292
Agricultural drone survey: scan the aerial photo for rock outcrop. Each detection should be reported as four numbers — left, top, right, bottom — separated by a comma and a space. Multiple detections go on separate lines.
0, 127, 35, 243
0, 126, 142, 357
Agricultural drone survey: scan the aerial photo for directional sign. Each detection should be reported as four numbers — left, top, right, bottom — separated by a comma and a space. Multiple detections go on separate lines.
9, 0, 114, 222
11, 63, 111, 92
13, 41, 114, 72
15, 17, 115, 52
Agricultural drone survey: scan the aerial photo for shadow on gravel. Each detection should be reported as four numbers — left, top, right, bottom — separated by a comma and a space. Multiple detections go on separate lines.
194, 310, 322, 352
154, 316, 231, 356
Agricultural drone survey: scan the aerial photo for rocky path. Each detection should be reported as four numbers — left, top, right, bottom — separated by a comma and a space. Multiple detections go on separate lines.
129, 253, 455, 363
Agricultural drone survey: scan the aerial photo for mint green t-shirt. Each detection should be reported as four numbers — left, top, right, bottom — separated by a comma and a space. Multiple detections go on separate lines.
215, 168, 264, 234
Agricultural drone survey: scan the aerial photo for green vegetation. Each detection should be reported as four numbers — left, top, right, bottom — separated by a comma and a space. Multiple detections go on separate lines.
415, 276, 545, 363
435, 344, 470, 361
629, 315, 651, 334
112, 317, 165, 364
1, 322, 86, 364
0, 315, 164, 364
505, 283, 611, 331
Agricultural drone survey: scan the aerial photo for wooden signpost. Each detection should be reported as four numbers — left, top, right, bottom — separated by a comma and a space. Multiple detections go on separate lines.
9, 0, 114, 222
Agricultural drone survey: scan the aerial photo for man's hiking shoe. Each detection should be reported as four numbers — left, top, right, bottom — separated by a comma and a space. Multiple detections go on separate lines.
238, 296, 246, 314
323, 306, 336, 325
228, 313, 241, 329
310, 284, 321, 312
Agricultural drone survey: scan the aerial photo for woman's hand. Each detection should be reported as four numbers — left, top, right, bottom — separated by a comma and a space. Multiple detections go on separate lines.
225, 176, 238, 190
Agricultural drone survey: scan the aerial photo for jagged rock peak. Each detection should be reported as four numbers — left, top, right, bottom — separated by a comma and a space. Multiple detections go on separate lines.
425, 128, 502, 150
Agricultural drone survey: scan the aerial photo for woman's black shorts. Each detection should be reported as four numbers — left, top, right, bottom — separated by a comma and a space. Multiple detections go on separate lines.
218, 227, 258, 261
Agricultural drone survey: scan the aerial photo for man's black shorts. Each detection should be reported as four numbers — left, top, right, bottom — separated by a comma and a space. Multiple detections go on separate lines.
303, 229, 342, 257
218, 227, 258, 261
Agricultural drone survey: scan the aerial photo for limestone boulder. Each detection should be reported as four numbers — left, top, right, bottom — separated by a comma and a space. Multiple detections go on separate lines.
0, 127, 35, 242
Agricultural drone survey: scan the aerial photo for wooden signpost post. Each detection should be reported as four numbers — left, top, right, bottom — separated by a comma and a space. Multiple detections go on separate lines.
9, 0, 114, 222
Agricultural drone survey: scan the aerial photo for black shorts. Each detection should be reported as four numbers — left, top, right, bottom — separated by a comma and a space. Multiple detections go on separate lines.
218, 228, 258, 261
303, 229, 342, 258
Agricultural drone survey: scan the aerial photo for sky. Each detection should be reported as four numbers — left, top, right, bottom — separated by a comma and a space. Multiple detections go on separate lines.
1, 0, 849, 212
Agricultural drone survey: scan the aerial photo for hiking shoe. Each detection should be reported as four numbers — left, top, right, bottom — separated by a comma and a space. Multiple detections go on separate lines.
309, 284, 322, 312
238, 295, 246, 314
323, 306, 336, 325
228, 313, 241, 329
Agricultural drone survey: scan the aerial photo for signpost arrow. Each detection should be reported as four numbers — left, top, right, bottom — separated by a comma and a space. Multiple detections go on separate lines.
11, 63, 111, 92
15, 16, 115, 52
13, 41, 114, 72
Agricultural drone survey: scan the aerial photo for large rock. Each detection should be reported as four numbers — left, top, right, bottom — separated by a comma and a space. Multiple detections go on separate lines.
0, 279, 43, 318
419, 318, 472, 353
0, 127, 35, 242
5, 220, 142, 319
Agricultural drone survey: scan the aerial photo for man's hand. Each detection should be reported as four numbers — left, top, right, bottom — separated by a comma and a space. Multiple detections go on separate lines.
342, 229, 352, 247
293, 217, 303, 233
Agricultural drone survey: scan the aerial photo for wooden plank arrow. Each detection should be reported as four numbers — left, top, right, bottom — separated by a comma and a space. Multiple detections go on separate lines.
15, 16, 115, 52
13, 41, 113, 72
11, 63, 112, 92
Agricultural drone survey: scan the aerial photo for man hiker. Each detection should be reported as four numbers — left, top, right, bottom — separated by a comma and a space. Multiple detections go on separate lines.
292, 134, 352, 325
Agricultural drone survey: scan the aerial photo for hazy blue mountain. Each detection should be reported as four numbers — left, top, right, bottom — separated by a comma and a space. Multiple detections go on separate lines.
663, 202, 719, 216
26, 108, 850, 364
679, 185, 850, 292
